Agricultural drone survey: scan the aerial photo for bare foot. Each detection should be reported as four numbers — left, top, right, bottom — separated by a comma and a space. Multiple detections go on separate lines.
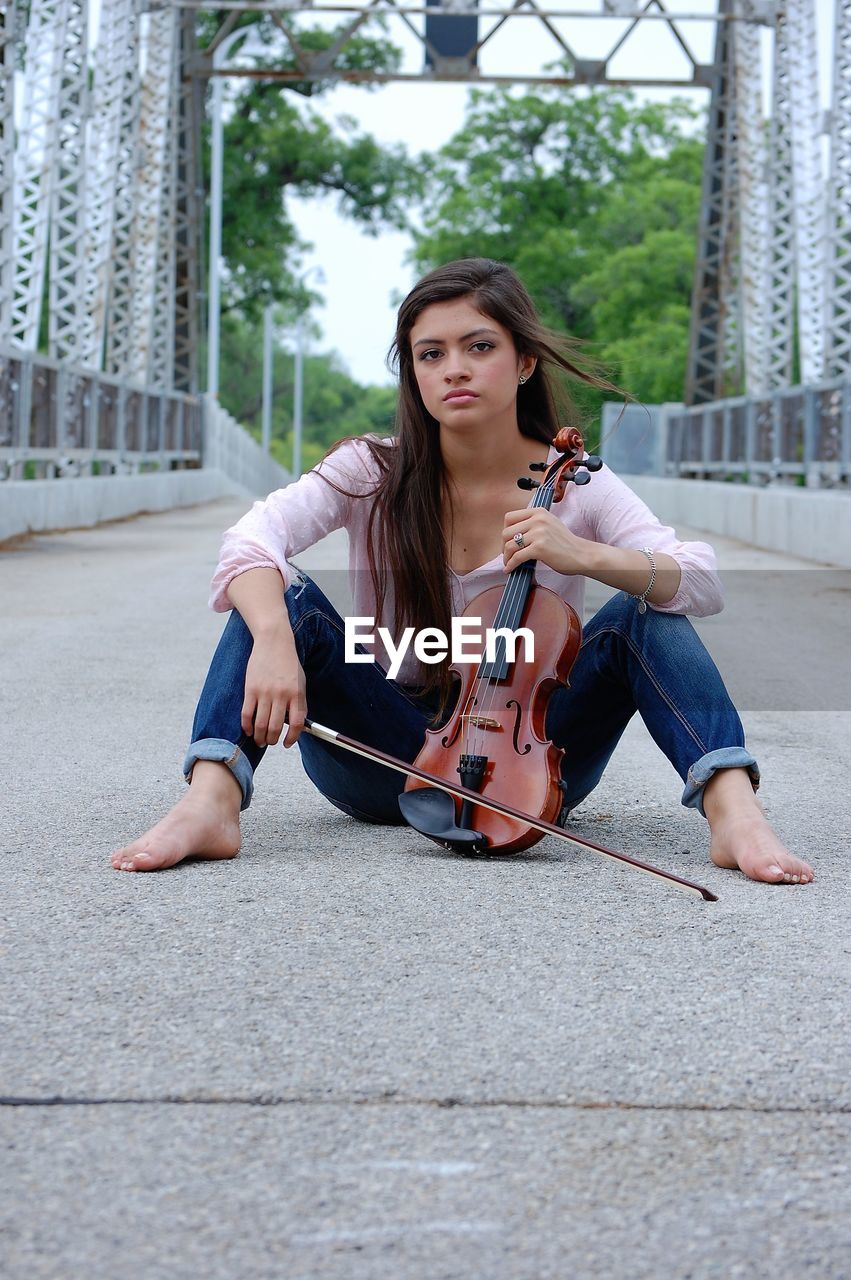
112, 764, 241, 872
709, 812, 814, 884
704, 768, 814, 885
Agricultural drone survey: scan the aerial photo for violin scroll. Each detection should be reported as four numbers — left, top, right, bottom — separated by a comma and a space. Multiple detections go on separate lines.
552, 426, 585, 456
546, 427, 603, 502
517, 429, 603, 498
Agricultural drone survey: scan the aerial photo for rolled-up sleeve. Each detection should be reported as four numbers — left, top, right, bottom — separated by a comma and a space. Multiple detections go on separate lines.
577, 464, 724, 617
208, 438, 381, 612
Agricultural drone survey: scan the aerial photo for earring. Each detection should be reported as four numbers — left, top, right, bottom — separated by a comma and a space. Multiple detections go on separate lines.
519, 375, 527, 385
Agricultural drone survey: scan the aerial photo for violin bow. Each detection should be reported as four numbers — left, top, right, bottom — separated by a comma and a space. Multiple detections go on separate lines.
300, 718, 718, 902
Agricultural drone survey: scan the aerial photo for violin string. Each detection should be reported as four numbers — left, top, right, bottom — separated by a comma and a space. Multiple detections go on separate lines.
467, 445, 587, 762
469, 485, 546, 760
471, 475, 552, 755
466, 472, 556, 764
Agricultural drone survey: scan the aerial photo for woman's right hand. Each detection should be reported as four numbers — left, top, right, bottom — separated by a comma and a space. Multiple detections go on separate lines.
241, 625, 306, 748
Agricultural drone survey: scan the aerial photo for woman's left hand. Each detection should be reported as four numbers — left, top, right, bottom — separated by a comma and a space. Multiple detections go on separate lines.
502, 508, 596, 576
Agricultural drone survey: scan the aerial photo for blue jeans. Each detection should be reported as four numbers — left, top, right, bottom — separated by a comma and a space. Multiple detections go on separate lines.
183, 574, 759, 823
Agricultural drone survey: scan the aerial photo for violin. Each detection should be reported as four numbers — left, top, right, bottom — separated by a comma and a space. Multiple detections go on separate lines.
398, 426, 603, 856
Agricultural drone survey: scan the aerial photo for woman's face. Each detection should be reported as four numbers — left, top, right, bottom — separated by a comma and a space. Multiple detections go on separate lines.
408, 296, 535, 429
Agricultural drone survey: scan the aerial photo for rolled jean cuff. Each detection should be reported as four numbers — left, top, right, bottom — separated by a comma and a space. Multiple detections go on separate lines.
681, 747, 760, 817
183, 738, 254, 811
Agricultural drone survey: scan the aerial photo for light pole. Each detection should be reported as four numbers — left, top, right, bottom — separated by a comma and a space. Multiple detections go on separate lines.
262, 300, 274, 454
293, 310, 304, 478
206, 24, 260, 399
292, 266, 324, 478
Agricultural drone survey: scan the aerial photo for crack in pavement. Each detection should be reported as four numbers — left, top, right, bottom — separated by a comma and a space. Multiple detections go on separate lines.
1, 1094, 849, 1114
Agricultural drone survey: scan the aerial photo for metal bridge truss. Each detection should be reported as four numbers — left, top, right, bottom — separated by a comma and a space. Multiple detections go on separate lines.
1, 0, 200, 396
1, 0, 850, 408
0, 4, 14, 342
688, 0, 847, 401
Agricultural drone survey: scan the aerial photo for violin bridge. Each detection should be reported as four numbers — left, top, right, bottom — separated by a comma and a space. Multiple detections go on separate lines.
461, 714, 501, 731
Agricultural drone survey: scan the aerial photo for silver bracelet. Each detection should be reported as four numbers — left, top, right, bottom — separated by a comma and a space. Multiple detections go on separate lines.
632, 547, 656, 614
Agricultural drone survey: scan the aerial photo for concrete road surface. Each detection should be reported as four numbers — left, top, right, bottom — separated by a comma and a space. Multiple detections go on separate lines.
1, 498, 849, 1280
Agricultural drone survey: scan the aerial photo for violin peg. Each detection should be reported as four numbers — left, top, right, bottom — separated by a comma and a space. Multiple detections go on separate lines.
517, 477, 540, 490
572, 470, 591, 485
528, 461, 548, 471
585, 455, 603, 471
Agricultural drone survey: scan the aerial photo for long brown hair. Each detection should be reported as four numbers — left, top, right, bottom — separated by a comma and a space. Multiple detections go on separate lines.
321, 257, 626, 706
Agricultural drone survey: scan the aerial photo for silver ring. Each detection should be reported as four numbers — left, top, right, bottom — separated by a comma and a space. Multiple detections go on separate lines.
513, 533, 526, 549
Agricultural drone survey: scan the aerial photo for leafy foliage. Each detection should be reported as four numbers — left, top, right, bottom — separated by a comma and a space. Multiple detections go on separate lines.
215, 90, 420, 320
196, 12, 422, 320
413, 88, 705, 408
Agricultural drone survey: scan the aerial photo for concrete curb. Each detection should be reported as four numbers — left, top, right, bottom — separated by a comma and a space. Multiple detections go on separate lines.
0, 469, 248, 543
4, 468, 849, 567
623, 475, 851, 567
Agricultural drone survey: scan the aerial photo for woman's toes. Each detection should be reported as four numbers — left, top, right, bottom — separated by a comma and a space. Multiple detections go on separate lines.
115, 848, 147, 870
123, 850, 161, 871
113, 844, 144, 870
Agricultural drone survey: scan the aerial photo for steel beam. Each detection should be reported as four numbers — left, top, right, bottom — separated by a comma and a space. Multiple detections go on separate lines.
127, 8, 177, 387
786, 0, 826, 381
104, 11, 143, 381
732, 4, 769, 395
82, 0, 137, 371
149, 20, 180, 392
766, 4, 796, 388
825, 0, 851, 376
719, 71, 743, 397
172, 10, 202, 394
187, 0, 738, 89
0, 2, 16, 339
11, 0, 66, 350
48, 0, 88, 364
686, 0, 735, 404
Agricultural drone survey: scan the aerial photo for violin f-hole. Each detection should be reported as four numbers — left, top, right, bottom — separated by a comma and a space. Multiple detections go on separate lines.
442, 697, 476, 748
506, 698, 531, 755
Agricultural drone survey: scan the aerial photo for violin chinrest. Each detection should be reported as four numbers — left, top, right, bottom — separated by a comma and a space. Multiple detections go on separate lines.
398, 787, 488, 855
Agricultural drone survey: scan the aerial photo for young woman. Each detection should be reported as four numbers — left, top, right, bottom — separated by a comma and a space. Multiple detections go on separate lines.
112, 259, 813, 885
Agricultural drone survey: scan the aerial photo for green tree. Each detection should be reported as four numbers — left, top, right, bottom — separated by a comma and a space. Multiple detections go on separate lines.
413, 87, 704, 409
196, 13, 422, 320
569, 144, 703, 403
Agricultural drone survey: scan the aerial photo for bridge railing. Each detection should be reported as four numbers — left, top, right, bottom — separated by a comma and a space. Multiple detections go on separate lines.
0, 346, 203, 480
666, 378, 851, 486
202, 396, 291, 496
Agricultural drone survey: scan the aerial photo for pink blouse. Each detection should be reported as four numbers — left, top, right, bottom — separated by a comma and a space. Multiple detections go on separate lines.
210, 437, 723, 685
